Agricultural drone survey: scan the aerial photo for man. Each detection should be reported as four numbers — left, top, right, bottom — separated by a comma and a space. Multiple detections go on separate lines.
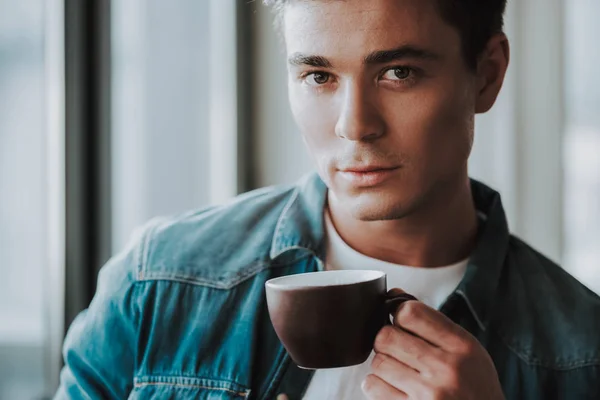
55, 0, 600, 399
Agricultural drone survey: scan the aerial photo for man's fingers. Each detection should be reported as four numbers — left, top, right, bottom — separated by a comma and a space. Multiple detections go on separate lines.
387, 288, 407, 296
374, 325, 443, 372
393, 300, 472, 352
362, 374, 408, 400
370, 352, 428, 397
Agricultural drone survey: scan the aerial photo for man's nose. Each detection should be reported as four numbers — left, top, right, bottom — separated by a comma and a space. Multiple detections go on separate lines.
334, 83, 385, 142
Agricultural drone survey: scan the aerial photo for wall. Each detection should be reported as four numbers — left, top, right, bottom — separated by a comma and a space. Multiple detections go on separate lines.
253, 6, 314, 189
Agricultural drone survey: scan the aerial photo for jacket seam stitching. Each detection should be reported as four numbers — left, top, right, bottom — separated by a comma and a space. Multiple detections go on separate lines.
494, 328, 600, 370
262, 350, 291, 399
134, 253, 315, 290
133, 381, 249, 397
133, 376, 250, 397
454, 289, 486, 332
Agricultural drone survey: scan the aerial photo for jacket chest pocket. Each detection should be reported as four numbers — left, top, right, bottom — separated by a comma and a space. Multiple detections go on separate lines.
128, 377, 251, 400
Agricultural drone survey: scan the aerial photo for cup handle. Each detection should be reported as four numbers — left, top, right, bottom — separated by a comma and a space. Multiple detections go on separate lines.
384, 293, 418, 325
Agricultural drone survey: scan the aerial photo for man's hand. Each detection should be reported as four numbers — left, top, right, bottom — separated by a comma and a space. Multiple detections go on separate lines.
362, 294, 504, 400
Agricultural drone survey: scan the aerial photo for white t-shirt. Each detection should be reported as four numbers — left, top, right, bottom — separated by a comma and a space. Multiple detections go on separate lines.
302, 210, 469, 400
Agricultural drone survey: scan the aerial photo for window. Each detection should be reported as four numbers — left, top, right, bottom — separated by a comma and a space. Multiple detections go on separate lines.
564, 0, 600, 292
111, 0, 211, 250
0, 1, 48, 398
111, 0, 244, 251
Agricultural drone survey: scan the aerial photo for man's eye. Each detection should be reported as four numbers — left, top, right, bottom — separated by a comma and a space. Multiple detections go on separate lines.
382, 67, 413, 81
305, 72, 330, 86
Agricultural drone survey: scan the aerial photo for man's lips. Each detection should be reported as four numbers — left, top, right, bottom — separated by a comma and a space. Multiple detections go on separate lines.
340, 166, 399, 173
338, 166, 400, 186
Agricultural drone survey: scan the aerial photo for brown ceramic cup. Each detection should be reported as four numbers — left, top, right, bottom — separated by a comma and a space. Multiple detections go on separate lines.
265, 270, 416, 370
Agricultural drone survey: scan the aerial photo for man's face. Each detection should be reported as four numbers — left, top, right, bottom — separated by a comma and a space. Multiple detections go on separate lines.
284, 0, 479, 220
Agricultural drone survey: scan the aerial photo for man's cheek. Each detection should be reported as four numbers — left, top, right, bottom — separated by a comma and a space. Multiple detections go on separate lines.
299, 134, 330, 177
299, 117, 337, 154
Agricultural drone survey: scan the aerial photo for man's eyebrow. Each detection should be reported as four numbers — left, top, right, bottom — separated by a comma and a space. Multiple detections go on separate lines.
288, 53, 333, 68
364, 45, 441, 64
287, 46, 440, 68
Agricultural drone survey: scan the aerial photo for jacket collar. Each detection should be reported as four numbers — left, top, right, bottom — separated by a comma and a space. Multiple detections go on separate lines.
270, 172, 510, 330
454, 180, 510, 330
269, 173, 328, 261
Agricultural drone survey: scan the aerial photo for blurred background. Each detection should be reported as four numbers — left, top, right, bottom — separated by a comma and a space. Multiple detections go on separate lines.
1, 0, 599, 398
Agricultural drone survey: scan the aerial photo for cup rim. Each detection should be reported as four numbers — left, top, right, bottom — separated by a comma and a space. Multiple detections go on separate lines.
265, 269, 385, 290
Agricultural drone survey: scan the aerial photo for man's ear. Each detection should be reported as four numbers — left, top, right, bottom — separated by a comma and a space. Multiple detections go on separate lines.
475, 33, 510, 114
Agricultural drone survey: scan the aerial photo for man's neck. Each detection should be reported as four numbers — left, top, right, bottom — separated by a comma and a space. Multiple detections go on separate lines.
327, 177, 478, 268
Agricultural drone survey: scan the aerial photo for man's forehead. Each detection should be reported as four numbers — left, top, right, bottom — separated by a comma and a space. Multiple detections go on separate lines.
282, 0, 457, 60
283, 0, 428, 36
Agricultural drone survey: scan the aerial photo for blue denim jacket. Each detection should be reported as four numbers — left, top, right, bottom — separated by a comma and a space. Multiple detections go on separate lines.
55, 173, 600, 399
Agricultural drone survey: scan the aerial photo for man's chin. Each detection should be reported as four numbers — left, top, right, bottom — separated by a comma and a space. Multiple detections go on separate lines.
341, 195, 409, 222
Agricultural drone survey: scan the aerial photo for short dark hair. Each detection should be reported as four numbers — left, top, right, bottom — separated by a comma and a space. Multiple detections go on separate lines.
263, 0, 507, 70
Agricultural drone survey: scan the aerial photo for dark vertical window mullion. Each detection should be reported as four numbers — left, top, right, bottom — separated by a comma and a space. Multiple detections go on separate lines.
91, 0, 112, 284
237, 2, 256, 193
64, 0, 111, 332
